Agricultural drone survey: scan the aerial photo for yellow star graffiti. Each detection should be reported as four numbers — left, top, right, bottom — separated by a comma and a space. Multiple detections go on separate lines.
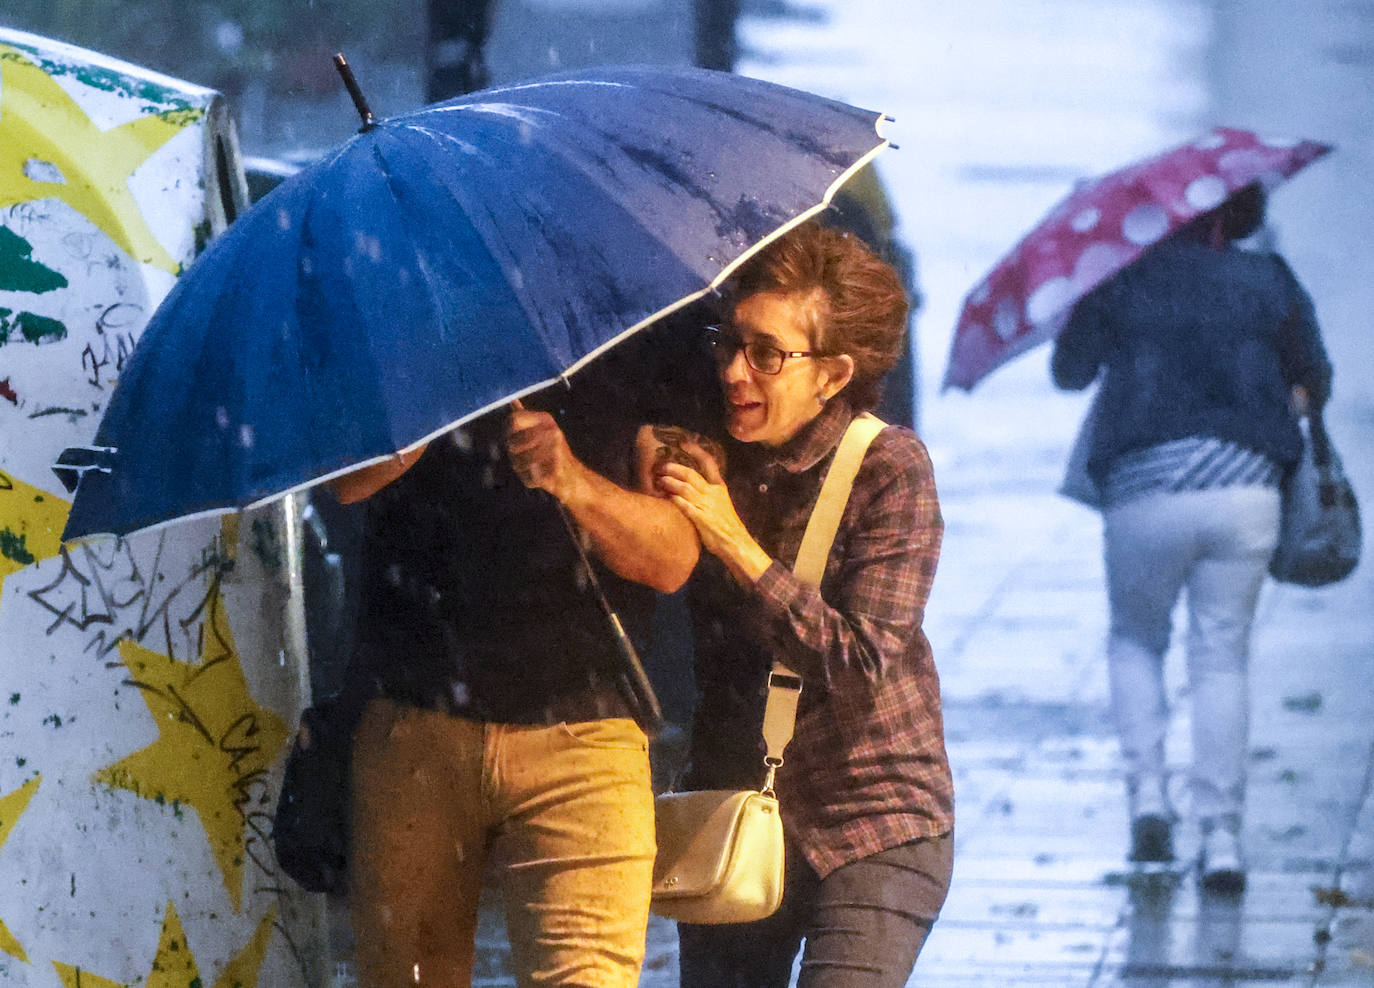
0, 468, 70, 584
94, 586, 289, 912
0, 44, 201, 274
207, 907, 277, 988
52, 901, 278, 988
0, 775, 40, 962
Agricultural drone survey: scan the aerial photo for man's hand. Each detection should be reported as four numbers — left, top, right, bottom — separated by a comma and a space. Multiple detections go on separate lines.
505, 399, 585, 500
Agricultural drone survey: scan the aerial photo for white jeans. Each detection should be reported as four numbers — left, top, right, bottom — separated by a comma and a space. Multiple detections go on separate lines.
1103, 486, 1280, 829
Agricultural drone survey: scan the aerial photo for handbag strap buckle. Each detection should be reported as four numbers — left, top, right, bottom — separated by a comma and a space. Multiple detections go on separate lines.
761, 756, 783, 798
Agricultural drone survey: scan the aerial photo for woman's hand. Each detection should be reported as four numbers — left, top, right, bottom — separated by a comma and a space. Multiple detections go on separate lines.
655, 438, 772, 585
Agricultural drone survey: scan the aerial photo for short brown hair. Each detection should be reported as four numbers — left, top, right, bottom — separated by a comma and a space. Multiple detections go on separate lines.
732, 220, 908, 411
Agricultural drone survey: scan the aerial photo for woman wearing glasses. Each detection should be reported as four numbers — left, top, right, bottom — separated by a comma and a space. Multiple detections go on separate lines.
652, 220, 954, 988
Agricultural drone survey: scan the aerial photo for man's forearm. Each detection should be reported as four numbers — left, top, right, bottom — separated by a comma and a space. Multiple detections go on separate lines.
557, 463, 699, 593
329, 445, 428, 504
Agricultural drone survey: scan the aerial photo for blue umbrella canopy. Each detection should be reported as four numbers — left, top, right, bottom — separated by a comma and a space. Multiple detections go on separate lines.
63, 64, 890, 539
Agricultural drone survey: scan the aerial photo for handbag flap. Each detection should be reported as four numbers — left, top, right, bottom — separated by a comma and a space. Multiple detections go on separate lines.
652, 789, 775, 898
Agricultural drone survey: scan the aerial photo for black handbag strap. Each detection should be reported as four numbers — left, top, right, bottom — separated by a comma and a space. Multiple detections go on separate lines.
1306, 409, 1333, 468
759, 412, 885, 794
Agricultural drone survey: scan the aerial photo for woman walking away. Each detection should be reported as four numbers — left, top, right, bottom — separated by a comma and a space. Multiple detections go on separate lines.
1052, 184, 1332, 893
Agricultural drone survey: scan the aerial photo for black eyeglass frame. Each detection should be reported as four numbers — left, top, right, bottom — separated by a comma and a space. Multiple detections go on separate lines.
701, 325, 816, 376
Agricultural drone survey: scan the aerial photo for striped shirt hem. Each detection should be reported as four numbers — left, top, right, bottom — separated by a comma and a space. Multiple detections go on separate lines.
1104, 436, 1280, 508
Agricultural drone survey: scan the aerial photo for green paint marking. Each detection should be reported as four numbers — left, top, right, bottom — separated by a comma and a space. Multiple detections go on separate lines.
0, 527, 35, 565
250, 517, 282, 570
18, 311, 67, 343
0, 309, 67, 346
0, 43, 200, 115
7, 693, 18, 704
0, 227, 68, 294
160, 107, 205, 128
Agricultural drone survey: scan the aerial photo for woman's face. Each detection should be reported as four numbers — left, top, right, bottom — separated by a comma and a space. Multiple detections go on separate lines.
714, 291, 853, 447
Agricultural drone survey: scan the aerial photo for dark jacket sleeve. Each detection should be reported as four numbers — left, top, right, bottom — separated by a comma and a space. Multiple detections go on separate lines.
1051, 291, 1109, 391
1272, 255, 1333, 408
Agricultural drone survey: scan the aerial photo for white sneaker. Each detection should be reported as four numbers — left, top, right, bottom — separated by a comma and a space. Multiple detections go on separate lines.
1199, 827, 1246, 894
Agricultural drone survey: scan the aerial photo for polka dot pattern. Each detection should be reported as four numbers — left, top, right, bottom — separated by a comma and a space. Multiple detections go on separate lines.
943, 126, 1331, 390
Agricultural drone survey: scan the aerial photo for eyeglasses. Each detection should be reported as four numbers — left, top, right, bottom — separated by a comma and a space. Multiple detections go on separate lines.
701, 326, 814, 375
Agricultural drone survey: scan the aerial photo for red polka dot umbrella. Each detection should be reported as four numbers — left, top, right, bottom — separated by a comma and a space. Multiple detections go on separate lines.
942, 127, 1332, 391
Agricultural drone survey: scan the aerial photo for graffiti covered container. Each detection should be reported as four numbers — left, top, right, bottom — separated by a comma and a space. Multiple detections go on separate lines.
0, 28, 325, 987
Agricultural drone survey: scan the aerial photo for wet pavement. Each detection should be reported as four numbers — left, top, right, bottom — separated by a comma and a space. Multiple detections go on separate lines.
331, 1, 1374, 985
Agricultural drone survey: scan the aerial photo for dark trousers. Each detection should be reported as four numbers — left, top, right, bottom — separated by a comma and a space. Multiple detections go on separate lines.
678, 832, 954, 988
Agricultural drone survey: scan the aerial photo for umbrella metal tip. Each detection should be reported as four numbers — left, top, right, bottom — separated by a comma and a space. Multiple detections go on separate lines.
333, 50, 377, 131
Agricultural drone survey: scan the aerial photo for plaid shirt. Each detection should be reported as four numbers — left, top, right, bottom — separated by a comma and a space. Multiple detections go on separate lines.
684, 398, 954, 878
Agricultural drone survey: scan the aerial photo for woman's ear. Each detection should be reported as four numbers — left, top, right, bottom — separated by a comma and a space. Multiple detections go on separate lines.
818, 353, 855, 401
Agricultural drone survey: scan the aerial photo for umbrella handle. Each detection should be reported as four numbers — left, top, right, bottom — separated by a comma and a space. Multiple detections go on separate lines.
553, 502, 665, 735
333, 53, 377, 132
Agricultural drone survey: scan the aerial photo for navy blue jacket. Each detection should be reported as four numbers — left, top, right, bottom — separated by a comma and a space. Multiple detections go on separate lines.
1052, 238, 1332, 484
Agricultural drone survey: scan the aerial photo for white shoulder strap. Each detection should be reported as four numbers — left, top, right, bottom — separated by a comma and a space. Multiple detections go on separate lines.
760, 412, 887, 792
793, 412, 887, 586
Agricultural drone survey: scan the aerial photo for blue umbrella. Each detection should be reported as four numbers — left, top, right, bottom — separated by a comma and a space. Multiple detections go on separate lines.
62, 64, 890, 539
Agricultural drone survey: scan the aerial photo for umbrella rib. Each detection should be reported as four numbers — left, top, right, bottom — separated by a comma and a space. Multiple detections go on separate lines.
402, 100, 890, 351
410, 103, 890, 381
375, 130, 564, 381
562, 127, 891, 380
